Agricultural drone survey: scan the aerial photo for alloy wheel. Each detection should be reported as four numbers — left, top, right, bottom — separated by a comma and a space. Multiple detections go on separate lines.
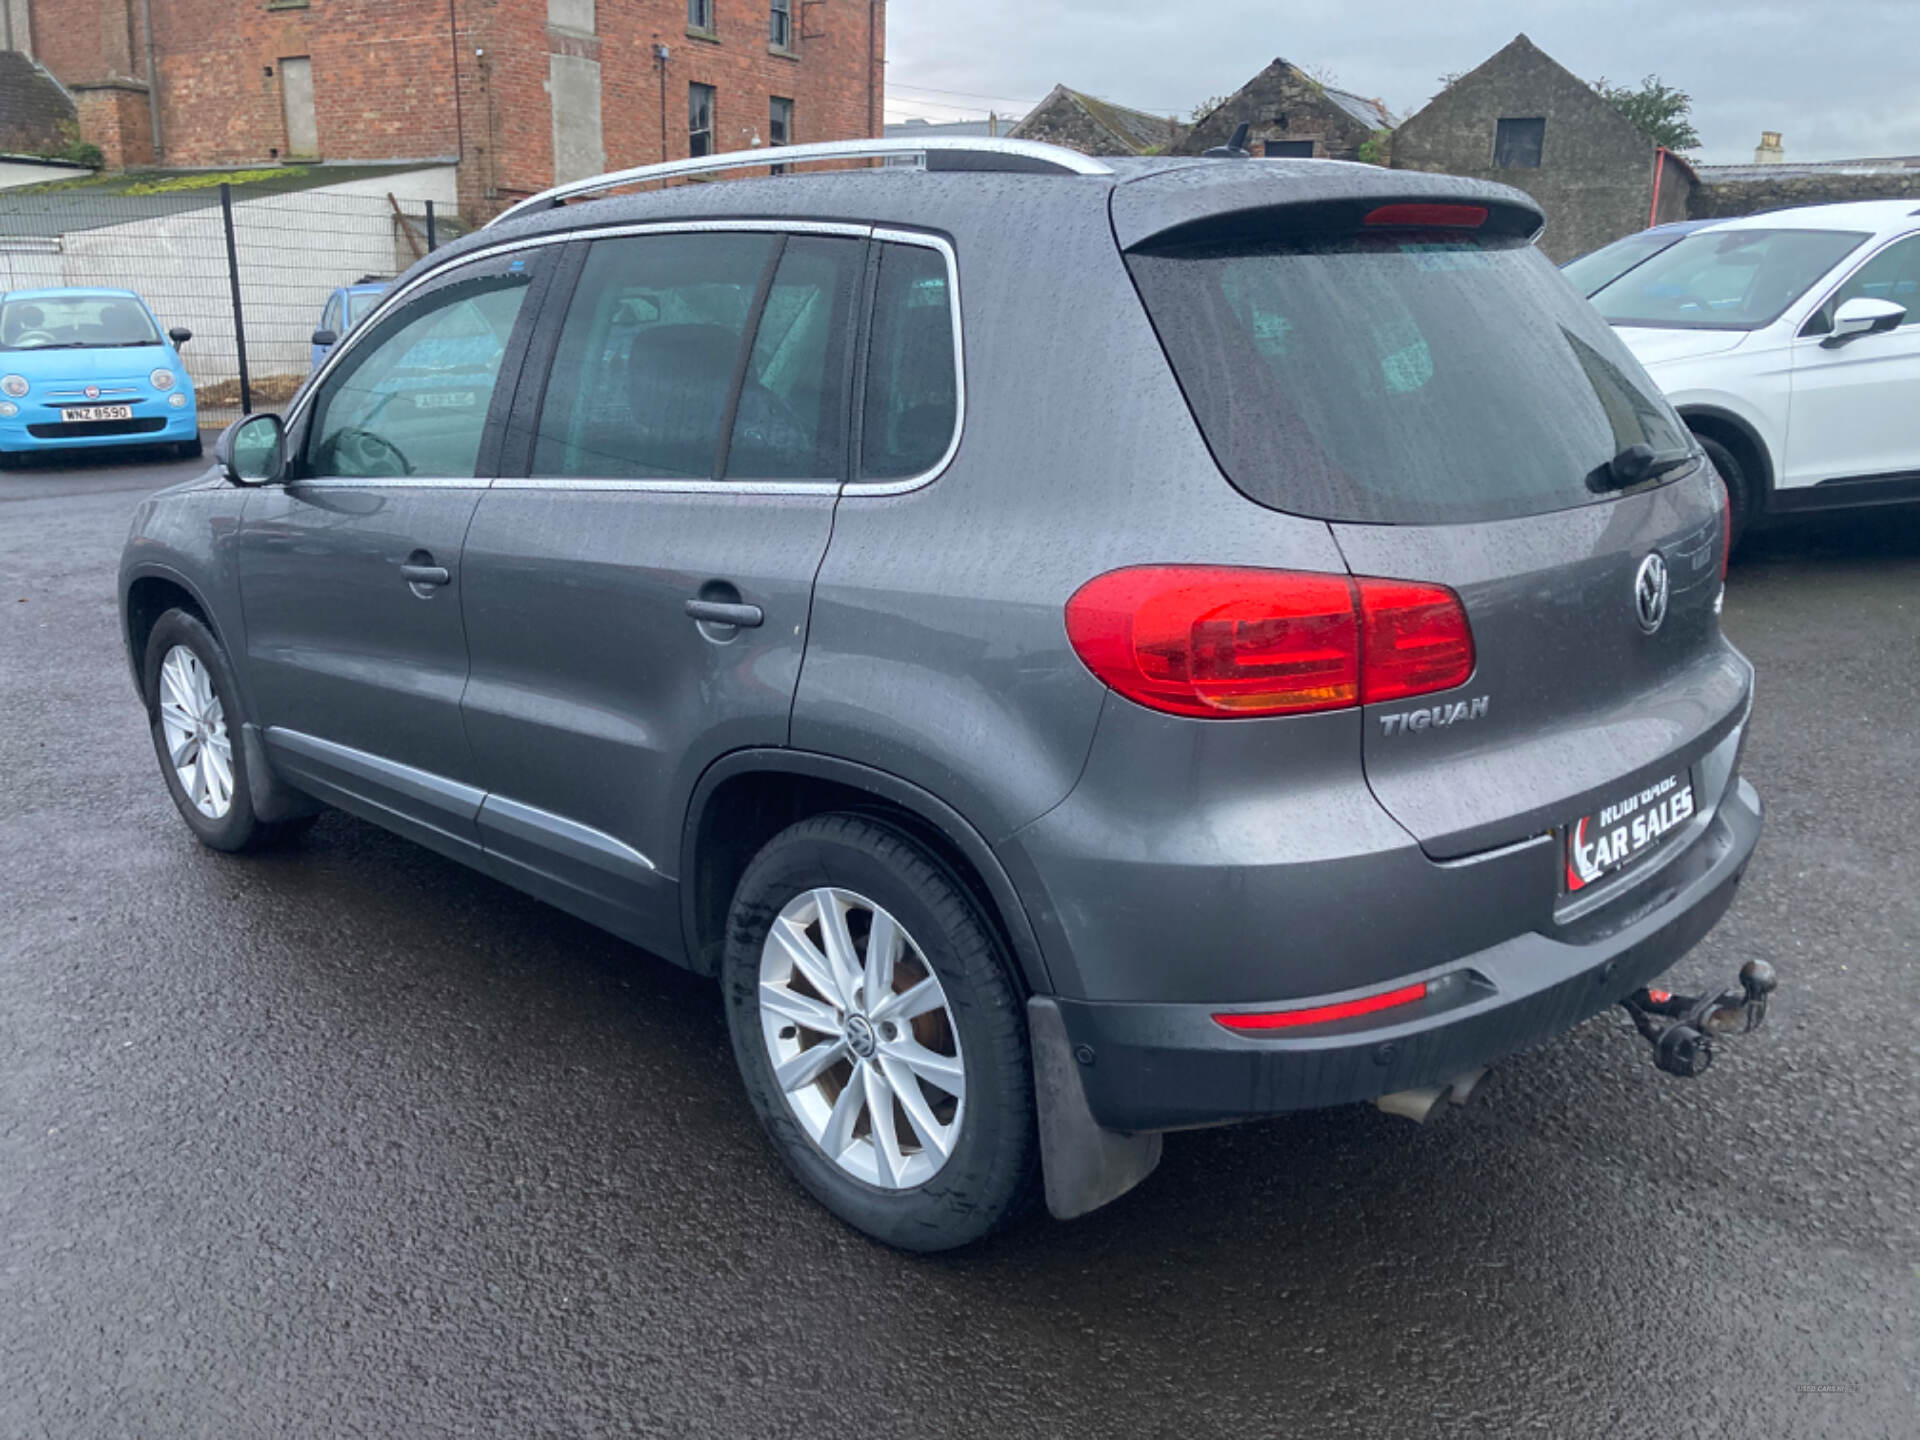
758, 886, 966, 1189
157, 644, 233, 819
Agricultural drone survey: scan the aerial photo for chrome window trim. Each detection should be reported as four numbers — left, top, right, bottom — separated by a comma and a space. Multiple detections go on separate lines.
493, 477, 841, 496
287, 477, 493, 491
844, 228, 964, 498
287, 218, 961, 499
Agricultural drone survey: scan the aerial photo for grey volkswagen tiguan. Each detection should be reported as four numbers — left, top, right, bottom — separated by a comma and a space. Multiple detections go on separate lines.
119, 139, 1767, 1250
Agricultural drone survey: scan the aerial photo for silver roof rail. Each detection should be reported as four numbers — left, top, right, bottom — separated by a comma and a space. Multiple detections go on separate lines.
488, 137, 1116, 227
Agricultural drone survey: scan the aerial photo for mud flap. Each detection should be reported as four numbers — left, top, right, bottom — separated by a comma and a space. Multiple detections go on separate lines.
1028, 997, 1163, 1220
242, 722, 324, 823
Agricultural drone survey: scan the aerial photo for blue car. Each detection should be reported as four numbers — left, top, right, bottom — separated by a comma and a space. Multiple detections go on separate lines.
0, 287, 201, 467
311, 277, 392, 371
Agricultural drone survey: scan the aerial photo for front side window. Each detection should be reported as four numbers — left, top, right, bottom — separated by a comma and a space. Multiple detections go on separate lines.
305, 265, 532, 478
689, 81, 715, 157
1494, 117, 1544, 168
770, 0, 792, 49
530, 232, 776, 479
1804, 232, 1920, 334
0, 293, 160, 350
1592, 228, 1870, 331
860, 243, 958, 481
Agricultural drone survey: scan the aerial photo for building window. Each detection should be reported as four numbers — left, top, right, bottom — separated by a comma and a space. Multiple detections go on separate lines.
1494, 117, 1545, 168
687, 0, 713, 34
689, 82, 715, 158
770, 0, 792, 50
768, 96, 793, 172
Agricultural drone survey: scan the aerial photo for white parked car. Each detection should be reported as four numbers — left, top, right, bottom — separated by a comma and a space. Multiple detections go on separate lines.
1592, 200, 1920, 545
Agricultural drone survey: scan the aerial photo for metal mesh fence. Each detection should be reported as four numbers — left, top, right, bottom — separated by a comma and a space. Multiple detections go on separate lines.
0, 185, 456, 428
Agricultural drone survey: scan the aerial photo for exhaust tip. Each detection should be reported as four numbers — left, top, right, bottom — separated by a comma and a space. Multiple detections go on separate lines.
1375, 1087, 1446, 1123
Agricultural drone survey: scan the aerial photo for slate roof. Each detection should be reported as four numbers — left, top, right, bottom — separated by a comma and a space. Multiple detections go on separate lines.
1319, 83, 1394, 131
0, 51, 78, 157
1009, 86, 1181, 155
1694, 155, 1920, 183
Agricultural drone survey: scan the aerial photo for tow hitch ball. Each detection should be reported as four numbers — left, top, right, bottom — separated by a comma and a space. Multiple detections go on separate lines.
1620, 960, 1777, 1079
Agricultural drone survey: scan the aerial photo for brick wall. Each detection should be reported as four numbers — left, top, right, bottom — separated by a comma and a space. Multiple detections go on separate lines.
70, 84, 152, 170
29, 0, 884, 222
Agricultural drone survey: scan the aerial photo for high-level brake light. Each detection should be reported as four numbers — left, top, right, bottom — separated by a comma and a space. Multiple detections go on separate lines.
1363, 203, 1489, 228
1065, 566, 1474, 719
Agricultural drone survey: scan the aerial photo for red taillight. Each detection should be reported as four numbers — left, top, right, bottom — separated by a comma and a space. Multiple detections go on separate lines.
1357, 579, 1477, 704
1065, 566, 1474, 719
1213, 981, 1429, 1033
1363, 203, 1488, 229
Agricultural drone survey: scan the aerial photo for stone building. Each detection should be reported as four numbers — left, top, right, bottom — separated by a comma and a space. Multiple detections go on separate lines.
1176, 59, 1390, 161
1389, 34, 1694, 262
2, 0, 887, 220
1007, 85, 1181, 156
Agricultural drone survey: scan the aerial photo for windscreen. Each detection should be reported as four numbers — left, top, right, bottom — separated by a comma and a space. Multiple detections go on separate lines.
0, 293, 161, 350
1563, 230, 1683, 298
1591, 227, 1867, 330
1128, 231, 1693, 526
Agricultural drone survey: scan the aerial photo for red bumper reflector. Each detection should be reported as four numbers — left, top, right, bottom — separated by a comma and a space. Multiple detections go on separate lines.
1363, 203, 1489, 229
1213, 981, 1429, 1033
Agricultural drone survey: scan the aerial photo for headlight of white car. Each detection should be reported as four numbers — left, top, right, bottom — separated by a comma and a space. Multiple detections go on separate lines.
151, 368, 175, 391
0, 374, 27, 398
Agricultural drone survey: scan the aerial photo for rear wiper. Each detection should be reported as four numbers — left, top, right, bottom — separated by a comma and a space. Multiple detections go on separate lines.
1591, 443, 1699, 493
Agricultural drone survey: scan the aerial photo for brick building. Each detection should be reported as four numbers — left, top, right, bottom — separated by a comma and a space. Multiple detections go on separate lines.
6, 0, 886, 220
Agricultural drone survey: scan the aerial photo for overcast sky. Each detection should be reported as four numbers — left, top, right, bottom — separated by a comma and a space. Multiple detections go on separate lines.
885, 0, 1919, 165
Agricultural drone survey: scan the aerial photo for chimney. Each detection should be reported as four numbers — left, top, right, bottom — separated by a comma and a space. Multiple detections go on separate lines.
1755, 131, 1784, 165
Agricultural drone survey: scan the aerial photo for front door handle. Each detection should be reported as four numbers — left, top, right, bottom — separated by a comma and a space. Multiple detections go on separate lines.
684, 598, 764, 628
400, 562, 451, 587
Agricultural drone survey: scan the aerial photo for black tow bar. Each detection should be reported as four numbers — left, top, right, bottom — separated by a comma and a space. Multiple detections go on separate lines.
1620, 960, 1777, 1078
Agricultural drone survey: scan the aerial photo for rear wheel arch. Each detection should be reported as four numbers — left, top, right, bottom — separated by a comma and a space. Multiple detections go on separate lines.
681, 751, 1052, 997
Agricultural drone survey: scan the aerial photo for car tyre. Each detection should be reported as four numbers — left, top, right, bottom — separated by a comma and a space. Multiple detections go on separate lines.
142, 608, 314, 852
176, 436, 204, 461
1696, 434, 1752, 554
721, 812, 1040, 1251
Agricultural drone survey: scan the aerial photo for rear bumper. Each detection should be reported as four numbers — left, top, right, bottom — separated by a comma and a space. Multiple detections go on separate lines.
1056, 776, 1762, 1133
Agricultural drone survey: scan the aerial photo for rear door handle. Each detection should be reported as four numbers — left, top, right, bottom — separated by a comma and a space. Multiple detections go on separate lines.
684, 598, 763, 628
400, 563, 451, 586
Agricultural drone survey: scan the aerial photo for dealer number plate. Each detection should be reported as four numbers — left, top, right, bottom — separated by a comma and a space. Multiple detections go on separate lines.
61, 405, 134, 423
1565, 772, 1695, 892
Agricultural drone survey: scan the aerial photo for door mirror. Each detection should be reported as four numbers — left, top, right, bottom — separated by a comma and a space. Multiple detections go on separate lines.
216, 413, 287, 486
311, 328, 338, 349
1825, 296, 1906, 346
168, 327, 192, 347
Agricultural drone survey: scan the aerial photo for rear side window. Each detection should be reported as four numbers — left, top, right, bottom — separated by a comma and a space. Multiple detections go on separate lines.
859, 243, 958, 481
532, 232, 777, 480
1127, 231, 1693, 526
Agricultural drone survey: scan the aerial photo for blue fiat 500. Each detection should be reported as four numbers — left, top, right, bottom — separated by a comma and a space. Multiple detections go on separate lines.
0, 288, 201, 467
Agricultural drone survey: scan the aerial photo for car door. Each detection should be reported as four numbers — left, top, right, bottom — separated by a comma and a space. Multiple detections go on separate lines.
1784, 231, 1920, 489
238, 246, 556, 863
458, 226, 865, 956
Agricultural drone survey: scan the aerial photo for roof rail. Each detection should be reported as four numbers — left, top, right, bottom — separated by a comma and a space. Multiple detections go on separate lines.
487, 137, 1115, 227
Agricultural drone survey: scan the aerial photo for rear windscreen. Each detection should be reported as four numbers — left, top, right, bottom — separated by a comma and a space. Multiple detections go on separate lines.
1127, 232, 1693, 526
